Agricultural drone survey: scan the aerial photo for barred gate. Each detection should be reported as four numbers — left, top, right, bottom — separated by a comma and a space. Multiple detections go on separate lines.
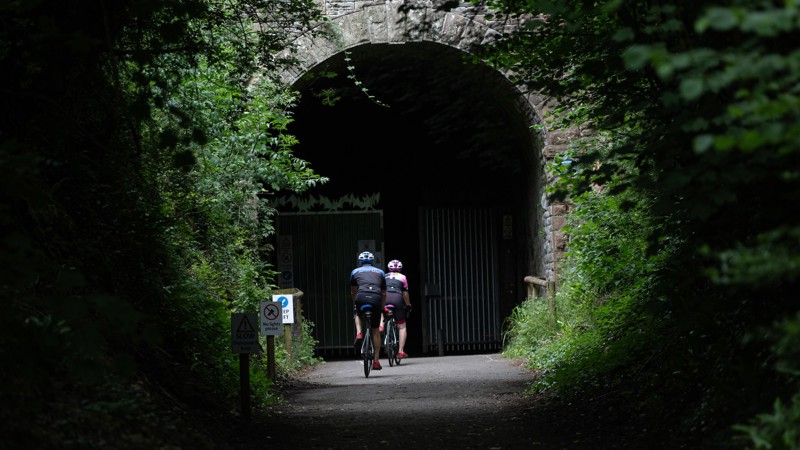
276, 210, 383, 354
420, 207, 501, 353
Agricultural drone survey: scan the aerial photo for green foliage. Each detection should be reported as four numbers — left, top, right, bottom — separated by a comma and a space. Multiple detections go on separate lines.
343, 50, 390, 108
734, 312, 800, 449
255, 318, 322, 385
502, 296, 560, 360
504, 183, 670, 395
133, 4, 328, 411
485, 0, 800, 445
2, 0, 325, 447
734, 395, 800, 450
480, 0, 800, 276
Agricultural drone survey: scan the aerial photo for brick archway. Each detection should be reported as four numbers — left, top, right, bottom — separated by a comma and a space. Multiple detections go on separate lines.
278, 0, 575, 283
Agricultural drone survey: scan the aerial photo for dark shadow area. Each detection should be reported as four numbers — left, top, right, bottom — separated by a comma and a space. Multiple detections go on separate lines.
289, 41, 529, 203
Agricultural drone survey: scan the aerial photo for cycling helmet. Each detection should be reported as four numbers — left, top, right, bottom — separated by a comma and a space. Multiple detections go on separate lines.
387, 259, 403, 272
358, 251, 374, 265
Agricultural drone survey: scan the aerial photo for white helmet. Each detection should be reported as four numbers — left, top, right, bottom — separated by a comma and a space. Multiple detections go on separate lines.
358, 251, 374, 265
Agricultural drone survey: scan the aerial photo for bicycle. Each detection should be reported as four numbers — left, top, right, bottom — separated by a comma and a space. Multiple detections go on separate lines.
359, 304, 375, 377
383, 304, 401, 366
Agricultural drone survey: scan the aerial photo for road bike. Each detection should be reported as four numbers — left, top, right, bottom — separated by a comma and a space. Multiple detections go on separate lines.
383, 304, 401, 366
359, 304, 375, 377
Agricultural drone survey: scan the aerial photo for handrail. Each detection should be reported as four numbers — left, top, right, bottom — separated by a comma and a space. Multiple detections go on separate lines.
523, 276, 557, 319
523, 275, 548, 287
523, 276, 549, 298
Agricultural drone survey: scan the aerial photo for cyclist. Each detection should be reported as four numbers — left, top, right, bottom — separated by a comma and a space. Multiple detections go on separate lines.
383, 259, 412, 359
350, 251, 386, 370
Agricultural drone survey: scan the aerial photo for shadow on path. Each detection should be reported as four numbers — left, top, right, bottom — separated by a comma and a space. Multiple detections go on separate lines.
250, 354, 580, 449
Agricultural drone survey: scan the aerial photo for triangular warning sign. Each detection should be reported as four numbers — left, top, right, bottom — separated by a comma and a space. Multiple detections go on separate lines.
237, 314, 256, 333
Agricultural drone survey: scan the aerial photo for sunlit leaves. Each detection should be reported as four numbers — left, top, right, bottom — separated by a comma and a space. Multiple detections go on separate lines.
679, 78, 704, 101
697, 6, 798, 36
621, 45, 650, 70
696, 7, 740, 32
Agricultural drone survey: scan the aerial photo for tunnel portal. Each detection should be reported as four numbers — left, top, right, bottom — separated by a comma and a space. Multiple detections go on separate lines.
275, 41, 549, 356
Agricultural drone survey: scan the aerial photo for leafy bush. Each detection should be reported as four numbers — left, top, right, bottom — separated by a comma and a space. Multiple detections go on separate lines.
486, 0, 800, 445
502, 296, 559, 360
2, 0, 326, 447
504, 172, 672, 394
735, 395, 800, 450
734, 312, 800, 449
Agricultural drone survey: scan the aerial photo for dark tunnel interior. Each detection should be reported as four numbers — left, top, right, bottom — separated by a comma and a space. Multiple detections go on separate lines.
287, 42, 531, 249
281, 42, 538, 354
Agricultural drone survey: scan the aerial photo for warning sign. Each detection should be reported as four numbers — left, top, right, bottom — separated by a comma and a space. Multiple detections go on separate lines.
231, 313, 261, 354
260, 301, 283, 336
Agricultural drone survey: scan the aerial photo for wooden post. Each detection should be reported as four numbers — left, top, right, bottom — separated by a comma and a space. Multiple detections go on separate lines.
547, 280, 557, 325
284, 325, 292, 357
293, 293, 303, 349
239, 353, 250, 420
267, 335, 276, 380
523, 276, 549, 299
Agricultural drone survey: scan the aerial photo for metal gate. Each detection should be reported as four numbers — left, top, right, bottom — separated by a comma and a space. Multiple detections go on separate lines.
420, 207, 501, 353
276, 211, 383, 354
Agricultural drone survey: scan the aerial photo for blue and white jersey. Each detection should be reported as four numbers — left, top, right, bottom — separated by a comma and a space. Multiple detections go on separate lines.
350, 264, 387, 293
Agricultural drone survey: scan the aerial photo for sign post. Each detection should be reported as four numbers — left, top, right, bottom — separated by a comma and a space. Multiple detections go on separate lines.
231, 313, 260, 420
274, 294, 294, 355
260, 301, 283, 379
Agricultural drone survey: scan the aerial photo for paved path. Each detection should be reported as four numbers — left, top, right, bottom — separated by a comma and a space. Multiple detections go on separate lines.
263, 353, 546, 449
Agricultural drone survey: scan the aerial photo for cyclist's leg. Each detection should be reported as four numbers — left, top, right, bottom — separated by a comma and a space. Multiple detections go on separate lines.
398, 322, 408, 356
361, 320, 371, 356
354, 305, 363, 338
353, 307, 365, 358
394, 305, 409, 357
384, 294, 401, 336
371, 326, 382, 363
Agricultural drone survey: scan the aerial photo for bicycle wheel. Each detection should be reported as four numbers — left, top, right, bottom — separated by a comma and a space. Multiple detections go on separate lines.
391, 322, 401, 366
386, 319, 396, 367
362, 338, 372, 377
362, 315, 373, 377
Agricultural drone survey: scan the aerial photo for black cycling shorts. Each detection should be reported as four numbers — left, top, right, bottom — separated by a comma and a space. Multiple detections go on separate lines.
385, 292, 407, 323
354, 291, 382, 328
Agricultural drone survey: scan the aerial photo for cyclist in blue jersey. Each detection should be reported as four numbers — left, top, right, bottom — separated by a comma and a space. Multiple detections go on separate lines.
350, 251, 387, 370
383, 259, 412, 359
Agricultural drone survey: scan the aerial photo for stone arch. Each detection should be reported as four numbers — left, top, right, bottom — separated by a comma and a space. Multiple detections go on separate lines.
278, 0, 575, 284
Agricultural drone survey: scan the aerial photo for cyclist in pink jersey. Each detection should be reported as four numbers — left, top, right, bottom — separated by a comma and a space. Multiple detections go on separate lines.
384, 259, 412, 359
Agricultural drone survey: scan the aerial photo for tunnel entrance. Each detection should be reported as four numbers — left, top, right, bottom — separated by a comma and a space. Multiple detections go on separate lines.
276, 41, 542, 356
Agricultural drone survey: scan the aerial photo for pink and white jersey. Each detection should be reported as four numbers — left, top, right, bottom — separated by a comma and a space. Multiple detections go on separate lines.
385, 272, 408, 308
385, 272, 408, 294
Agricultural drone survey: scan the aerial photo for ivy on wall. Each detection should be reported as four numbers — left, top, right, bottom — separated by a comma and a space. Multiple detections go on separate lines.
272, 193, 381, 212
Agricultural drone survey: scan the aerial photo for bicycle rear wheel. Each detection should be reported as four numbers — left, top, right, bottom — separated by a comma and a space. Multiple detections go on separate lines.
391, 322, 401, 366
363, 342, 372, 377
386, 320, 396, 367
362, 315, 373, 377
